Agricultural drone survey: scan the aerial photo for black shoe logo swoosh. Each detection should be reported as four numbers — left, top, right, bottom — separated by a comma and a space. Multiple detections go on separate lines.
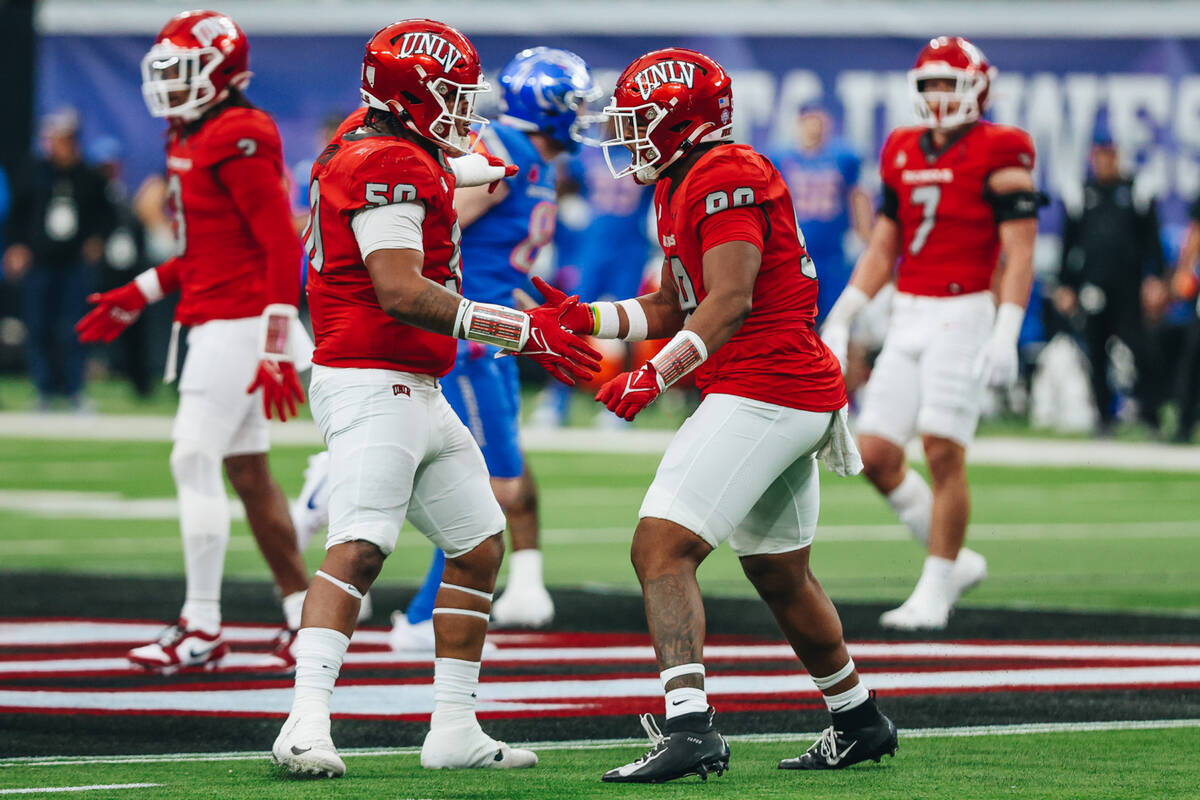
186, 644, 216, 660
291, 746, 312, 756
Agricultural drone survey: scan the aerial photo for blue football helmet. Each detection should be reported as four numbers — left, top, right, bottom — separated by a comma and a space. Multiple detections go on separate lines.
497, 47, 603, 154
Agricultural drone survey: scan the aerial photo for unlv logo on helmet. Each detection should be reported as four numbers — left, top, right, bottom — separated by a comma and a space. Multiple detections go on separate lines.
633, 60, 697, 100
191, 15, 238, 49
395, 31, 463, 72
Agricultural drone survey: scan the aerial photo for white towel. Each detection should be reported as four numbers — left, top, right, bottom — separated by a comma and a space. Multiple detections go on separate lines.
817, 406, 863, 477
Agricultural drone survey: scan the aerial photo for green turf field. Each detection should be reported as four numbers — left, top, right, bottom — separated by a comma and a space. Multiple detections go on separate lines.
1, 727, 1196, 799
1, 437, 1197, 613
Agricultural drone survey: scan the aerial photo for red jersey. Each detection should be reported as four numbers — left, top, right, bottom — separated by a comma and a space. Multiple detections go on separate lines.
163, 105, 301, 325
305, 112, 462, 375
881, 120, 1035, 297
654, 144, 846, 412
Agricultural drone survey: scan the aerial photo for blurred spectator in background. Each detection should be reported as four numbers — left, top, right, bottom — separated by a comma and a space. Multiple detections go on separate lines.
2, 109, 113, 411
1054, 129, 1166, 435
90, 137, 154, 397
769, 102, 872, 324
1170, 195, 1200, 443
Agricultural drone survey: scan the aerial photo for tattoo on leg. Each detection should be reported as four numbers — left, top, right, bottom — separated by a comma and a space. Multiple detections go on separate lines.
643, 570, 705, 684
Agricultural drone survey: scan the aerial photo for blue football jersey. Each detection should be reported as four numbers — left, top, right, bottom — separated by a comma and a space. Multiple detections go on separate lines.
570, 145, 654, 302
459, 123, 558, 307
769, 139, 861, 264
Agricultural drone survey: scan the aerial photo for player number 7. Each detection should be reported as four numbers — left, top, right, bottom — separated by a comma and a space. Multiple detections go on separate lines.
909, 185, 941, 255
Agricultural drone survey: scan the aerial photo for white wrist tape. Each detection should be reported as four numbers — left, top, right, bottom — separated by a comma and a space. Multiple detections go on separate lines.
592, 301, 619, 337
258, 303, 299, 361
134, 268, 165, 304
617, 298, 649, 341
649, 329, 708, 389
454, 300, 530, 351
825, 285, 870, 328
447, 152, 508, 187
992, 302, 1026, 346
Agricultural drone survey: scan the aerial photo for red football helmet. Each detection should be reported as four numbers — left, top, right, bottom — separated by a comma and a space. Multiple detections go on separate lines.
601, 48, 733, 184
908, 36, 996, 130
141, 10, 251, 121
360, 19, 489, 155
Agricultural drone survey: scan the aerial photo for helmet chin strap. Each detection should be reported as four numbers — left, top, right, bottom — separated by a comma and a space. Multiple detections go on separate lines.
640, 121, 724, 183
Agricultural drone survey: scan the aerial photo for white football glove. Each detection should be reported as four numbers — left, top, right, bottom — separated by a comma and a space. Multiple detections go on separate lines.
819, 286, 869, 374
974, 302, 1025, 388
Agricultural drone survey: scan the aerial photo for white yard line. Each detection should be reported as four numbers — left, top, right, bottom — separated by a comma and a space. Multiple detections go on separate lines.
0, 784, 160, 795
2, 412, 1199, 470
3, 719, 1198, 769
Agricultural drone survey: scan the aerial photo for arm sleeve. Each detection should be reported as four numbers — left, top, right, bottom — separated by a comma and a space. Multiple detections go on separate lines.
4, 166, 33, 246
698, 206, 765, 253
1059, 210, 1082, 289
350, 201, 426, 260
1138, 198, 1166, 277
216, 155, 304, 307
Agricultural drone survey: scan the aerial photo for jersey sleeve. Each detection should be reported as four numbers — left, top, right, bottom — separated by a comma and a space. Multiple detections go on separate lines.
989, 126, 1036, 173
877, 129, 904, 193
193, 109, 285, 170
343, 143, 448, 217
683, 150, 771, 253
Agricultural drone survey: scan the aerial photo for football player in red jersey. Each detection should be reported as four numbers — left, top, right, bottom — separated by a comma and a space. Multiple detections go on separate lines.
75, 10, 311, 672
269, 20, 600, 778
531, 47, 896, 782
820, 37, 1041, 630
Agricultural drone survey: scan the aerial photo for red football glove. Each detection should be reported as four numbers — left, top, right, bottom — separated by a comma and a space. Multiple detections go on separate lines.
75, 282, 148, 343
247, 360, 306, 422
519, 297, 603, 386
531, 275, 593, 334
484, 153, 519, 194
596, 364, 664, 422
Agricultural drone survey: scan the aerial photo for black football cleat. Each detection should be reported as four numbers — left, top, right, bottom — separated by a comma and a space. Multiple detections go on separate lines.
779, 699, 897, 770
602, 708, 730, 783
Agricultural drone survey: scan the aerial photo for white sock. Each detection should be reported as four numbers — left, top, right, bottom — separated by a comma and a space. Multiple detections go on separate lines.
431, 657, 481, 730
664, 687, 708, 719
911, 555, 956, 603
823, 682, 870, 714
885, 471, 933, 547
660, 663, 707, 720
282, 590, 306, 631
172, 441, 231, 635
506, 549, 544, 588
291, 627, 350, 725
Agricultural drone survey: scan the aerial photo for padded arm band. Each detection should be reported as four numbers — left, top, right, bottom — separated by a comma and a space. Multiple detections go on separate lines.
879, 185, 900, 221
649, 329, 708, 389
988, 190, 1048, 222
454, 300, 530, 351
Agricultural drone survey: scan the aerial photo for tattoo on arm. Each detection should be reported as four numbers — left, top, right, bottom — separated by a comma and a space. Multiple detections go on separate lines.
390, 281, 461, 336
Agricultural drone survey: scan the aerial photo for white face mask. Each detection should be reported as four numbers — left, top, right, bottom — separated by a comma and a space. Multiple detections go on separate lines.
907, 67, 988, 130
424, 77, 492, 155
600, 100, 667, 183
141, 44, 225, 121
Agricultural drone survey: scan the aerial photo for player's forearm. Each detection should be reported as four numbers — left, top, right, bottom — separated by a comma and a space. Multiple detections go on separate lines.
619, 294, 686, 339
846, 217, 901, 298
1177, 222, 1200, 276
682, 288, 751, 356
996, 218, 1037, 309
377, 275, 464, 336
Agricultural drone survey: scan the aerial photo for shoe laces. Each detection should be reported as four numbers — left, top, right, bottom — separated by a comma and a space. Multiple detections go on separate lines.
155, 624, 187, 647
812, 725, 842, 760
632, 713, 668, 762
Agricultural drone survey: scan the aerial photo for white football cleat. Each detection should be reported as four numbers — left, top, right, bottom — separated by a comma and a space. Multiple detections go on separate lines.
949, 547, 988, 603
290, 451, 330, 552
389, 612, 436, 653
272, 712, 345, 778
878, 597, 950, 631
127, 621, 227, 673
491, 583, 554, 629
420, 723, 538, 770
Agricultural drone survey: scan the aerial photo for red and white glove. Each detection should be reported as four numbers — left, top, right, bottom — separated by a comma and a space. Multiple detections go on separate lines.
596, 330, 708, 421
974, 302, 1025, 389
530, 275, 594, 334
519, 299, 603, 385
75, 269, 164, 343
448, 152, 519, 194
453, 296, 602, 386
596, 363, 663, 421
247, 303, 306, 421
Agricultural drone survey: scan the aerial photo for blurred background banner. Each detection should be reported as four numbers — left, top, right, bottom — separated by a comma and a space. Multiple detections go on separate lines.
33, 2, 1200, 231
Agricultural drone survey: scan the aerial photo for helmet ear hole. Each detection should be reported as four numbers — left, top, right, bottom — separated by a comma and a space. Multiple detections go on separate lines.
401, 91, 422, 105
669, 120, 691, 133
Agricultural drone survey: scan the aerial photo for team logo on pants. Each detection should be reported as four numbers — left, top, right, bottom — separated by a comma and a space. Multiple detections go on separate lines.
392, 384, 410, 397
